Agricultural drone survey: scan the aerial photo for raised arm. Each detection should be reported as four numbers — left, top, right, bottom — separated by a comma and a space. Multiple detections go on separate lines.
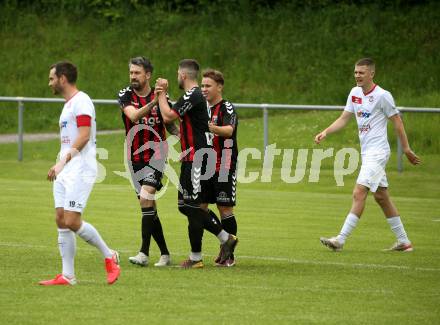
314, 110, 353, 144
155, 79, 178, 124
165, 121, 180, 137
122, 96, 158, 123
389, 114, 421, 165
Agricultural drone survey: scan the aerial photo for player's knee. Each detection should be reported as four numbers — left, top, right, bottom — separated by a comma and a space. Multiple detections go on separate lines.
63, 217, 80, 231
139, 197, 154, 208
373, 191, 387, 204
218, 206, 233, 218
178, 204, 190, 217
352, 187, 367, 203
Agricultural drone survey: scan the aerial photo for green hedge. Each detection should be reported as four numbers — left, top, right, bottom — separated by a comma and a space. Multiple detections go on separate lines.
0, 2, 439, 152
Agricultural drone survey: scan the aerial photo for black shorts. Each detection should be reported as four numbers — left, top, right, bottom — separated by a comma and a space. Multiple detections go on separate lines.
130, 162, 163, 196
204, 168, 237, 207
178, 161, 211, 205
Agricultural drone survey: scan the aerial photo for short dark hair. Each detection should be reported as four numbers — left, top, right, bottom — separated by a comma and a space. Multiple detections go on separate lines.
356, 58, 375, 70
129, 56, 153, 73
179, 59, 200, 80
50, 61, 78, 84
202, 69, 224, 85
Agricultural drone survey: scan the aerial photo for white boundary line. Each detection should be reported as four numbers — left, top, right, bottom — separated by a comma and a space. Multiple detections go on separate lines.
1, 241, 439, 272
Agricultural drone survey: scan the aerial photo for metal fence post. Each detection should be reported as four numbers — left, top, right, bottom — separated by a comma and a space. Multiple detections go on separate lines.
397, 112, 403, 173
263, 104, 268, 151
18, 99, 24, 161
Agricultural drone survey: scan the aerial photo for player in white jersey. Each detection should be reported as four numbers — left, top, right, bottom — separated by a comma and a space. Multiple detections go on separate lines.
39, 61, 120, 286
314, 58, 420, 252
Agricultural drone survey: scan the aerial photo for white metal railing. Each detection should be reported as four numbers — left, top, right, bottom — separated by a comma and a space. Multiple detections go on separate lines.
1, 96, 440, 172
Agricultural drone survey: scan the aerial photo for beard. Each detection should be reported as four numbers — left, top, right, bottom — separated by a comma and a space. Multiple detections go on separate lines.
130, 80, 141, 90
51, 85, 61, 95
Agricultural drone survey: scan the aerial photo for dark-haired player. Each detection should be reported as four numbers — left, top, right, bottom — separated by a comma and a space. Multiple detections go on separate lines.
155, 59, 238, 268
117, 57, 179, 267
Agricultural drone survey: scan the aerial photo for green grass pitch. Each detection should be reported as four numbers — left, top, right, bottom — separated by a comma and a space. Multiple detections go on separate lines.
0, 113, 439, 324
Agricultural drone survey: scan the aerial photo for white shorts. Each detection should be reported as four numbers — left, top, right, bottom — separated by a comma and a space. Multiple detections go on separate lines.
53, 164, 97, 213
356, 152, 390, 193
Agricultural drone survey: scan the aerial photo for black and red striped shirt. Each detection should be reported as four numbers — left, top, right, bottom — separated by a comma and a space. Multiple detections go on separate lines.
210, 100, 238, 171
171, 87, 210, 162
117, 86, 168, 164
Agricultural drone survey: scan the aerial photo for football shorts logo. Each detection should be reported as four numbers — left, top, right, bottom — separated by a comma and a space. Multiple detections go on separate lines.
217, 191, 230, 203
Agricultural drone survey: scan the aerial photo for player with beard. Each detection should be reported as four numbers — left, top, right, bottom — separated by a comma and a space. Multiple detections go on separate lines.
155, 59, 238, 268
117, 57, 179, 267
40, 61, 120, 285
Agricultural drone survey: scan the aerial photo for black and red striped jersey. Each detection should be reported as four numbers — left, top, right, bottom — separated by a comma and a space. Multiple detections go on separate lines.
210, 99, 238, 171
117, 86, 168, 164
171, 87, 210, 162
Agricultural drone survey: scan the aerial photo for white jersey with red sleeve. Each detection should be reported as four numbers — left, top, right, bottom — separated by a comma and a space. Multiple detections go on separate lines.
58, 91, 97, 171
344, 85, 399, 155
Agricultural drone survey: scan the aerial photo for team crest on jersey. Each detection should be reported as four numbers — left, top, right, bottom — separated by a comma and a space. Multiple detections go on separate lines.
211, 115, 218, 124
368, 96, 374, 103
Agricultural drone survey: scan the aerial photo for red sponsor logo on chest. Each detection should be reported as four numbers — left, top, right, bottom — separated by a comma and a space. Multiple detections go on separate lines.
352, 96, 362, 104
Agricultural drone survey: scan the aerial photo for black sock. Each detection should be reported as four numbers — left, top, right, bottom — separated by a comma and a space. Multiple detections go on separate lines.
179, 204, 204, 254
208, 209, 222, 227
151, 211, 170, 255
140, 207, 155, 255
196, 208, 222, 236
221, 214, 237, 235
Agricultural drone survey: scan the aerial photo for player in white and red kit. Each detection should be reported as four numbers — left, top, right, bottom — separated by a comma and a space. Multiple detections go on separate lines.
39, 61, 120, 286
315, 58, 420, 252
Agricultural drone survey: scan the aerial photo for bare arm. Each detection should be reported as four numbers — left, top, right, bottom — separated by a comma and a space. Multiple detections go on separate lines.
155, 79, 178, 124
123, 96, 158, 123
208, 123, 234, 138
165, 121, 180, 137
389, 114, 421, 165
47, 126, 91, 181
314, 110, 353, 144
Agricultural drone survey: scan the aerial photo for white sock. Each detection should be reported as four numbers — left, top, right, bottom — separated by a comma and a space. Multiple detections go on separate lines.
217, 230, 229, 244
190, 252, 202, 261
58, 228, 76, 279
76, 221, 113, 258
336, 213, 359, 244
387, 216, 410, 244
